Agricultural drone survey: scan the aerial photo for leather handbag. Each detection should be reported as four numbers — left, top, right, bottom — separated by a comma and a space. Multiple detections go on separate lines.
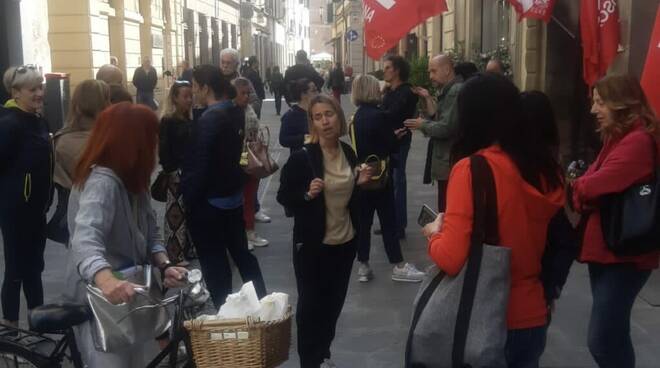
241, 126, 279, 179
600, 137, 660, 255
150, 171, 169, 202
405, 155, 510, 368
349, 122, 389, 191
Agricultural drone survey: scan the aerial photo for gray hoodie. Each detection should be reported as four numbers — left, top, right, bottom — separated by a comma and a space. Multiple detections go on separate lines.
63, 166, 165, 303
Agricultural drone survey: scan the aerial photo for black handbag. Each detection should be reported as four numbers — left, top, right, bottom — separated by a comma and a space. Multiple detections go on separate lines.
150, 171, 169, 202
600, 137, 660, 255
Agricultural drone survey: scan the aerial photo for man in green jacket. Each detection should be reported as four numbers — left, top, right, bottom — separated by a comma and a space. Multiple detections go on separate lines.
405, 54, 462, 212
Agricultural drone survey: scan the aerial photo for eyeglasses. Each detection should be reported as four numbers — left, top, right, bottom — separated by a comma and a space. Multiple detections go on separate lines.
11, 64, 38, 86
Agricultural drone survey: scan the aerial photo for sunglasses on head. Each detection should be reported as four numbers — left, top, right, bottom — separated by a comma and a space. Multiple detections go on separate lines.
174, 80, 191, 86
11, 64, 38, 86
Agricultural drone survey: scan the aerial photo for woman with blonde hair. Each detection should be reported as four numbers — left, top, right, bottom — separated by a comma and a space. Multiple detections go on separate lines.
54, 79, 111, 188
278, 94, 373, 367
571, 74, 659, 368
159, 80, 194, 263
49, 79, 111, 243
351, 74, 424, 283
0, 65, 51, 327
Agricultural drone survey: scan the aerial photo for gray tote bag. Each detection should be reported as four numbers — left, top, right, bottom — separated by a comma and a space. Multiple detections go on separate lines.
406, 155, 511, 368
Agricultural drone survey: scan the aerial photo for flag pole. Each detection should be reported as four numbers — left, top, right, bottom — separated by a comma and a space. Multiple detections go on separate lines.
550, 15, 576, 40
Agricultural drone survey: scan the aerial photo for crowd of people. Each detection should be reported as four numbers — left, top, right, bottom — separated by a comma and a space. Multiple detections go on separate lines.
0, 45, 658, 368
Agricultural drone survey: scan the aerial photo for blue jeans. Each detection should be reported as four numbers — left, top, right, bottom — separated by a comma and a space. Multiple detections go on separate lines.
392, 142, 410, 235
505, 324, 547, 368
587, 263, 651, 368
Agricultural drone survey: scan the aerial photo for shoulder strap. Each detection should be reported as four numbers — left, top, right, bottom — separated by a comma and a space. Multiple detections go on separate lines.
349, 116, 357, 152
451, 154, 499, 368
301, 146, 319, 178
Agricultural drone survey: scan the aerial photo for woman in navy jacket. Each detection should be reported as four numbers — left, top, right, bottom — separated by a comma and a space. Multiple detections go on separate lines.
279, 78, 318, 153
350, 75, 425, 284
0, 66, 52, 327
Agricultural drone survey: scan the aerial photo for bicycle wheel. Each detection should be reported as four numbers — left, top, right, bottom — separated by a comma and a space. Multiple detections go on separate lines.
0, 340, 48, 368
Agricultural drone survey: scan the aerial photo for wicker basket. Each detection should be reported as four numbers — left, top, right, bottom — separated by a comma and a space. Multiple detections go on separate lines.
184, 309, 292, 368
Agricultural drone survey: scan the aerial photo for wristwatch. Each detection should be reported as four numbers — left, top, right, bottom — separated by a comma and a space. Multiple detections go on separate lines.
159, 260, 174, 273
304, 192, 313, 202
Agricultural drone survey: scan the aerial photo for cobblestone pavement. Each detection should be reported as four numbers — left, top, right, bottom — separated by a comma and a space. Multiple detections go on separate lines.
2, 94, 660, 367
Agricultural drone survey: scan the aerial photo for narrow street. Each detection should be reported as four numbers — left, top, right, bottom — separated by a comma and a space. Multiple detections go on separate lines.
2, 95, 660, 367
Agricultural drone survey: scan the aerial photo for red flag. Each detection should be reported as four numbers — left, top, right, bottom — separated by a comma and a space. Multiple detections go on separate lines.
580, 0, 621, 87
508, 0, 557, 23
641, 5, 660, 116
363, 0, 448, 60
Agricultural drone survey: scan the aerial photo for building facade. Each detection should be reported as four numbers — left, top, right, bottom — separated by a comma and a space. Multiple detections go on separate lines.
238, 0, 311, 77
330, 0, 367, 75
309, 0, 333, 58
1, 0, 310, 102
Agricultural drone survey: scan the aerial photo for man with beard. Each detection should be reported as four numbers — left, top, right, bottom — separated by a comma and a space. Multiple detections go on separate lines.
405, 54, 463, 212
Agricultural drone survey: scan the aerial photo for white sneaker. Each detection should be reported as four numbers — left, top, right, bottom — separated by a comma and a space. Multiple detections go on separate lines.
321, 358, 337, 368
392, 263, 426, 283
357, 262, 373, 283
247, 230, 269, 247
254, 211, 271, 223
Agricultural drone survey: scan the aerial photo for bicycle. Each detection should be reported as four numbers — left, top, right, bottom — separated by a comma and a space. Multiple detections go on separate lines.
0, 269, 210, 368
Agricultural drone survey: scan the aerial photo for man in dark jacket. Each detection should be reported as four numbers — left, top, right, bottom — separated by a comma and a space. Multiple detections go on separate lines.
381, 55, 418, 239
329, 62, 345, 103
181, 65, 266, 308
132, 57, 158, 110
283, 50, 324, 105
243, 56, 266, 118
269, 66, 285, 115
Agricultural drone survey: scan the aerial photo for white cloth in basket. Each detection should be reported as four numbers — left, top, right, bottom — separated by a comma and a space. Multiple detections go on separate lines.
196, 282, 289, 322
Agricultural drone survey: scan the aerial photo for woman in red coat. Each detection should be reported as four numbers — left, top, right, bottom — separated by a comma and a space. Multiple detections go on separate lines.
572, 75, 659, 368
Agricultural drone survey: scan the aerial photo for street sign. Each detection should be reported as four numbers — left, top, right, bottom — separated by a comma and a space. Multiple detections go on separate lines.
346, 29, 359, 42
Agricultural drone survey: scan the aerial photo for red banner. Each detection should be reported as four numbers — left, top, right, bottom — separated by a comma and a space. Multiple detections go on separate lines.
580, 0, 621, 87
641, 5, 660, 116
363, 0, 448, 60
508, 0, 557, 23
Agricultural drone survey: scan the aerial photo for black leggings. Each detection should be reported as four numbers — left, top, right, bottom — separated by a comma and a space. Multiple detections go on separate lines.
1, 209, 46, 322
293, 238, 356, 368
1, 276, 44, 321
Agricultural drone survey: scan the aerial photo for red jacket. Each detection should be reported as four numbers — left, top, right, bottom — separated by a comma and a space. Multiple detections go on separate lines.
572, 121, 660, 269
429, 146, 564, 329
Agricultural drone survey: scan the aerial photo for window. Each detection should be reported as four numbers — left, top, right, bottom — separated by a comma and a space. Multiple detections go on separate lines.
125, 0, 139, 12
231, 24, 237, 49
151, 0, 163, 20
481, 0, 511, 52
222, 21, 229, 49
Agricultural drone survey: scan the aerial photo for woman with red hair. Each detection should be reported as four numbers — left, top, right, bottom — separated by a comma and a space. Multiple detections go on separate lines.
63, 102, 188, 366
